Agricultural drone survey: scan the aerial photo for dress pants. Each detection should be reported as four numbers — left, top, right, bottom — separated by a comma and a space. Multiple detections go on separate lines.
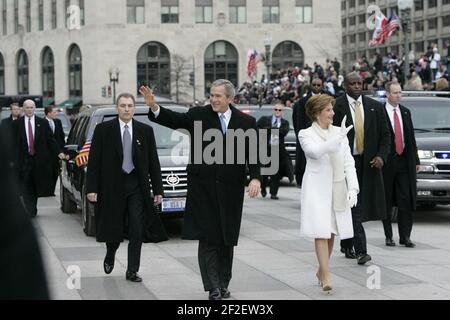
382, 154, 414, 242
106, 171, 144, 273
341, 155, 367, 255
20, 155, 38, 218
262, 172, 281, 196
198, 241, 234, 291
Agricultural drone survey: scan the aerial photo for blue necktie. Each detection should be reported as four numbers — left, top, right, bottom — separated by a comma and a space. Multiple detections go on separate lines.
220, 114, 227, 134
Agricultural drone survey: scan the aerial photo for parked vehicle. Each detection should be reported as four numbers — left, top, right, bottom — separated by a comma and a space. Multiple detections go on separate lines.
60, 105, 189, 236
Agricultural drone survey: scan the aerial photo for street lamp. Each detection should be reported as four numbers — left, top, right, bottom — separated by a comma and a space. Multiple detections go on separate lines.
264, 33, 272, 83
398, 0, 413, 85
109, 68, 120, 104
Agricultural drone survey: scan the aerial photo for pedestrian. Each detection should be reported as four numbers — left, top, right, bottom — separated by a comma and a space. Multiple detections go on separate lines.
11, 100, 65, 217
298, 94, 359, 293
1, 102, 21, 126
141, 79, 261, 300
86, 93, 167, 283
333, 72, 391, 265
381, 82, 420, 248
45, 105, 66, 194
257, 101, 291, 199
0, 123, 50, 300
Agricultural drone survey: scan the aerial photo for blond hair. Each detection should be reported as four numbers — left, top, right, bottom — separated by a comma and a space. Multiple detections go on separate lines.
305, 95, 336, 121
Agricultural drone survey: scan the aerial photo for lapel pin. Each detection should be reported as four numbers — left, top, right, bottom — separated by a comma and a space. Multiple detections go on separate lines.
136, 139, 141, 145
371, 109, 375, 111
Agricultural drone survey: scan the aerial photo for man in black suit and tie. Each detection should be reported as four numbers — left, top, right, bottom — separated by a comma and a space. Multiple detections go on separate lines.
45, 105, 66, 194
86, 93, 166, 282
257, 101, 290, 199
0, 123, 49, 299
293, 78, 328, 186
382, 82, 420, 248
1, 103, 21, 126
11, 100, 65, 218
333, 72, 391, 265
142, 79, 261, 300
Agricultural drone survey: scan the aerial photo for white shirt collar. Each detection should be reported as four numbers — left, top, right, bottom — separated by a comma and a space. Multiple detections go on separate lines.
219, 107, 232, 121
346, 94, 363, 106
119, 118, 132, 131
386, 101, 400, 111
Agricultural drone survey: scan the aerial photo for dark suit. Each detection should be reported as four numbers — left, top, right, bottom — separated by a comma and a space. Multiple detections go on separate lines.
0, 125, 49, 299
12, 116, 59, 217
86, 118, 166, 273
257, 115, 290, 196
1, 115, 20, 127
149, 104, 261, 291
381, 104, 420, 242
293, 94, 313, 186
46, 117, 66, 194
333, 95, 390, 255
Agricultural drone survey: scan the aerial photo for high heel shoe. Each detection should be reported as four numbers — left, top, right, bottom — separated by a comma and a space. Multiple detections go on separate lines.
316, 272, 322, 286
321, 282, 333, 293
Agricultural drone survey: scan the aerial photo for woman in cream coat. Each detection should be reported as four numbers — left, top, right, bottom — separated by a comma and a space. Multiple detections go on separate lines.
298, 95, 359, 293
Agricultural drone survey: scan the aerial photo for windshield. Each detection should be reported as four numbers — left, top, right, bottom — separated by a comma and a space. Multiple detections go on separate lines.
402, 100, 450, 130
239, 108, 294, 130
103, 115, 190, 149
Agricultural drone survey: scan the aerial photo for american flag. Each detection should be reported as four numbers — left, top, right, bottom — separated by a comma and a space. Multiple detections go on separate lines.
247, 49, 262, 79
75, 141, 91, 167
369, 12, 400, 47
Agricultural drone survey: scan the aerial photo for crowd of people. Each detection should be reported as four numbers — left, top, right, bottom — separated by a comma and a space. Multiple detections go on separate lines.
234, 45, 450, 108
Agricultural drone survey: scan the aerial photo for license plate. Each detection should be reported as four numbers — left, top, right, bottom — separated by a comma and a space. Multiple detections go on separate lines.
162, 198, 186, 212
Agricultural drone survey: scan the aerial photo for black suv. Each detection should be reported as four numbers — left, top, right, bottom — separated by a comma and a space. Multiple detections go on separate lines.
372, 92, 450, 207
60, 105, 190, 236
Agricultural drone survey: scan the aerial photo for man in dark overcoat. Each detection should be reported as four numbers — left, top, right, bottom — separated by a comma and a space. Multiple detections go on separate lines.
11, 100, 64, 217
86, 93, 166, 282
333, 72, 391, 265
381, 82, 420, 248
141, 79, 261, 300
257, 101, 291, 199
293, 78, 330, 186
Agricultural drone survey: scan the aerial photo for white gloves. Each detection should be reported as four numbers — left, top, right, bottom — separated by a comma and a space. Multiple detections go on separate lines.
339, 116, 354, 139
347, 189, 358, 208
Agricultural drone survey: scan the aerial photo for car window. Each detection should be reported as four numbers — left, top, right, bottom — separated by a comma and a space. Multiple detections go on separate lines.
402, 100, 450, 130
102, 114, 189, 150
238, 108, 294, 130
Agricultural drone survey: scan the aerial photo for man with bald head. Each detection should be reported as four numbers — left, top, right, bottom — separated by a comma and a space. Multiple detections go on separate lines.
12, 100, 65, 217
333, 72, 390, 265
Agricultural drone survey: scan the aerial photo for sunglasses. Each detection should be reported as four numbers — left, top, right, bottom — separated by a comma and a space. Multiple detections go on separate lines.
274, 109, 282, 111
312, 84, 322, 87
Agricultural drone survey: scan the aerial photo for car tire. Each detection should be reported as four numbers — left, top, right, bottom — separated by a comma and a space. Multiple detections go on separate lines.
81, 185, 96, 236
60, 177, 77, 213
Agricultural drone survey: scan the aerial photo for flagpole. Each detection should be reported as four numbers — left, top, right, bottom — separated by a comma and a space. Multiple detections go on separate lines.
398, 0, 413, 87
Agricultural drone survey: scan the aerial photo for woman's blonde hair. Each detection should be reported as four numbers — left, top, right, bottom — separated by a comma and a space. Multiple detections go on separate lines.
305, 94, 336, 121
435, 78, 449, 91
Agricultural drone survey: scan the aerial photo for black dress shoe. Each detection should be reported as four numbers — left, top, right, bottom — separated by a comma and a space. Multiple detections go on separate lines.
209, 288, 222, 300
270, 195, 279, 200
385, 238, 396, 247
103, 256, 115, 274
344, 248, 356, 259
357, 254, 372, 265
126, 272, 142, 282
261, 190, 267, 198
220, 288, 231, 299
400, 239, 416, 248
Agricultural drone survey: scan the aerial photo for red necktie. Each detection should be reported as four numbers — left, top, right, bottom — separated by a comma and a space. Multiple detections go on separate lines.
393, 108, 403, 155
28, 118, 35, 156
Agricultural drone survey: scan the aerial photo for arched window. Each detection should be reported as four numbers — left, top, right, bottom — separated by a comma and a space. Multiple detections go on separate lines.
42, 47, 55, 98
17, 49, 29, 95
137, 42, 171, 97
272, 41, 304, 70
68, 44, 82, 98
0, 53, 4, 95
204, 41, 238, 96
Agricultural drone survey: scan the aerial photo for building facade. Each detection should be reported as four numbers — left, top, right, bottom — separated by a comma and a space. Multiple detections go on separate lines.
0, 0, 341, 105
342, 0, 450, 71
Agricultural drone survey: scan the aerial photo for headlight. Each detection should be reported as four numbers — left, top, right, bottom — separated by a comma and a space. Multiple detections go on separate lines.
417, 150, 433, 159
417, 165, 434, 173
